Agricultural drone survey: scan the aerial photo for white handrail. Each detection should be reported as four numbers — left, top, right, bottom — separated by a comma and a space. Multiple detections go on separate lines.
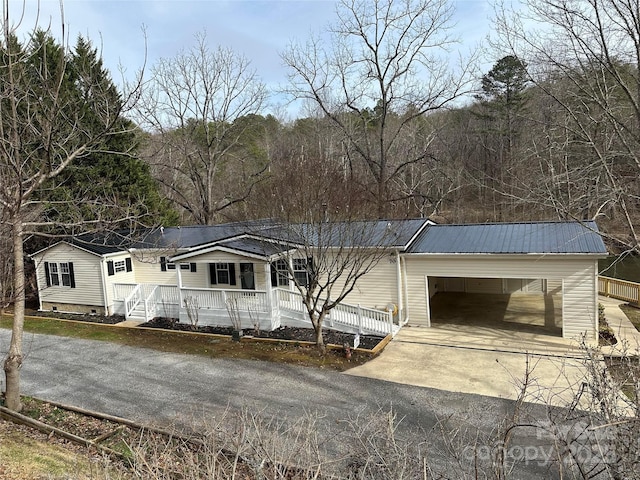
124, 284, 142, 319
143, 285, 159, 321
276, 288, 392, 336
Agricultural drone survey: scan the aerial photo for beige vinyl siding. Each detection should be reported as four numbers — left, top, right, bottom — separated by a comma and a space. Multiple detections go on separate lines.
322, 252, 399, 311
562, 262, 598, 339
132, 250, 181, 285
465, 278, 502, 294
404, 255, 598, 339
103, 253, 136, 308
133, 250, 269, 290
180, 251, 269, 290
33, 243, 104, 309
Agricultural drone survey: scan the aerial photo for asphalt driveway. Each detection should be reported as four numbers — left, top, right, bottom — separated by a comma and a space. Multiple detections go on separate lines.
0, 328, 574, 478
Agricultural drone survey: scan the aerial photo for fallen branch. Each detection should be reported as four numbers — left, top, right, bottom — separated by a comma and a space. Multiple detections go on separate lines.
0, 405, 125, 459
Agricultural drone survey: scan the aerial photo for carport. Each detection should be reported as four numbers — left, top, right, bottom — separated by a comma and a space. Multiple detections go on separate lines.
428, 291, 562, 337
402, 222, 608, 341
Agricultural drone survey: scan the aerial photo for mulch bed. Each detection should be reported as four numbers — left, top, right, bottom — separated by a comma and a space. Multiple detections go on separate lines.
20, 310, 385, 350
140, 317, 385, 350
26, 310, 124, 325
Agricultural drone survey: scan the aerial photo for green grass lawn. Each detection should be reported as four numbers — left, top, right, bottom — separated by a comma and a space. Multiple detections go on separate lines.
0, 315, 372, 371
620, 304, 640, 332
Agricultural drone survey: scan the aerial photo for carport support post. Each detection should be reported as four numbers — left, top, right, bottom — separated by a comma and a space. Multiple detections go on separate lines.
424, 276, 431, 327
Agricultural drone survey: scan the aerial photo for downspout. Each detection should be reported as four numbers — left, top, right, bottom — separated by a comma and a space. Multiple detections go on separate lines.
396, 250, 403, 322
99, 257, 109, 315
176, 263, 183, 321
32, 256, 43, 312
402, 256, 409, 324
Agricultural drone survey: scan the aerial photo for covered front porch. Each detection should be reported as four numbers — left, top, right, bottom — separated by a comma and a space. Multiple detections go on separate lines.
112, 283, 399, 337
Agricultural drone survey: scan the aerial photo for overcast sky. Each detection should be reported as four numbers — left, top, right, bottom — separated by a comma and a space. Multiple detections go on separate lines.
10, 0, 495, 117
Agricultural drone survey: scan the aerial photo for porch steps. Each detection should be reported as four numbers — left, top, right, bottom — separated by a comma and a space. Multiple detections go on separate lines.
126, 306, 148, 322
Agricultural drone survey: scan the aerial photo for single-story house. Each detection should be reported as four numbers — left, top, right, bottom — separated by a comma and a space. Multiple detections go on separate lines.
30, 219, 607, 340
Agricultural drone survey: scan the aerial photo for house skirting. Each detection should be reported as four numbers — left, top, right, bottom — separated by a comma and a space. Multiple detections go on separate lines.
41, 302, 107, 316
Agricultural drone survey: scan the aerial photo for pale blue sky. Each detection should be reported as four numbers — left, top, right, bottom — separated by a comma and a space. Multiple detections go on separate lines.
11, 0, 495, 115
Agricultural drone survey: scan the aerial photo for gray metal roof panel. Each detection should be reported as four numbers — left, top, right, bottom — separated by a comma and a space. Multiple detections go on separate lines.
290, 219, 428, 248
216, 237, 291, 257
135, 220, 280, 249
408, 221, 607, 254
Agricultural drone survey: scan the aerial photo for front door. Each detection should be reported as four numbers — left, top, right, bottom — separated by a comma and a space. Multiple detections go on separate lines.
240, 263, 255, 290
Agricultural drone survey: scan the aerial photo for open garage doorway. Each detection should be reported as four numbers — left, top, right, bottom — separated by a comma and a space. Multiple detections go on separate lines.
425, 277, 563, 337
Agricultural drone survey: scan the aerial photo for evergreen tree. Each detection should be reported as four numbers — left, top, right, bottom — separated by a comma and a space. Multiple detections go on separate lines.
41, 35, 178, 229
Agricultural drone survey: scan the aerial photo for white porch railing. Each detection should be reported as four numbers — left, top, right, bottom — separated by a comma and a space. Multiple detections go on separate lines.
180, 288, 270, 312
124, 284, 142, 319
113, 283, 398, 336
275, 288, 394, 336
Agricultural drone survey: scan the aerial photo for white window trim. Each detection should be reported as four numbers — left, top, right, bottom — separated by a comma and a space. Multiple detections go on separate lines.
49, 263, 60, 286
114, 260, 126, 273
215, 262, 231, 285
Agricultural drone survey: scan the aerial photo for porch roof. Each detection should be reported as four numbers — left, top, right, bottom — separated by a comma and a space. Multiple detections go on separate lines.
170, 236, 292, 261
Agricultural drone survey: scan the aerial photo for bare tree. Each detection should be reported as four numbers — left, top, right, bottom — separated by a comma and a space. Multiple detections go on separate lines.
136, 32, 269, 225
492, 0, 640, 251
0, 1, 143, 412
282, 0, 475, 218
271, 216, 401, 350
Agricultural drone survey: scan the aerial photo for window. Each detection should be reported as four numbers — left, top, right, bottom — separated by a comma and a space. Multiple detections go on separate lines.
216, 263, 230, 284
271, 260, 289, 287
44, 261, 75, 288
108, 258, 132, 276
209, 262, 236, 286
160, 257, 175, 271
60, 263, 72, 287
49, 263, 60, 286
293, 258, 310, 286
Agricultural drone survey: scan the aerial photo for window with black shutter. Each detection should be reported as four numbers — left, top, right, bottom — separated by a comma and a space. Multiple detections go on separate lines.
209, 263, 236, 285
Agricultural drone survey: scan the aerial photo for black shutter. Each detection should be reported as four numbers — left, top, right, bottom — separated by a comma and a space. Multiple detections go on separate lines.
160, 257, 166, 272
68, 262, 76, 288
125, 258, 132, 272
270, 262, 278, 287
190, 263, 197, 272
209, 263, 217, 285
44, 262, 51, 287
229, 263, 236, 286
107, 260, 115, 276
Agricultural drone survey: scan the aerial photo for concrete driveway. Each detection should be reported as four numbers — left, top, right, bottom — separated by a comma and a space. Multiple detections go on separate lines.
347, 322, 589, 406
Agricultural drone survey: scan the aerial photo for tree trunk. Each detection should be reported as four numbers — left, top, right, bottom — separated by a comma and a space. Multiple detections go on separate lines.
312, 312, 325, 353
3, 219, 24, 412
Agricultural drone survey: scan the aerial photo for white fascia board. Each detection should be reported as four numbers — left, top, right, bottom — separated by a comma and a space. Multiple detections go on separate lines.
401, 252, 608, 258
170, 246, 270, 262
402, 219, 433, 250
29, 240, 105, 259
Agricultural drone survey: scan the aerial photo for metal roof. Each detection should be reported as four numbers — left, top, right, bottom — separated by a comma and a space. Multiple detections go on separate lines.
289, 219, 428, 248
172, 236, 292, 260
132, 219, 280, 250
408, 221, 608, 254
33, 219, 608, 258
